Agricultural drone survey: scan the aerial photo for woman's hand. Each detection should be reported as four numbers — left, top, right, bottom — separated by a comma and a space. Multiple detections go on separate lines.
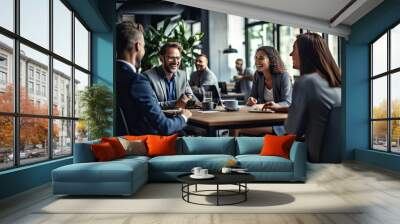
262, 101, 289, 113
262, 101, 281, 111
246, 97, 257, 106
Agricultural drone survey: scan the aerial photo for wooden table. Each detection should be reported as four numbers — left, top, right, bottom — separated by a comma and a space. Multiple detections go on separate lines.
188, 106, 287, 136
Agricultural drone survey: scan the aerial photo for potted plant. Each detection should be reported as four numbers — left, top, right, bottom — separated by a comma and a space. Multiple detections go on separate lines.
79, 84, 113, 140
142, 18, 204, 71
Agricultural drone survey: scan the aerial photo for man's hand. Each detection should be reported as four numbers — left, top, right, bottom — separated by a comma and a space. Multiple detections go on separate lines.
181, 109, 192, 119
233, 75, 242, 81
176, 94, 190, 109
246, 97, 257, 106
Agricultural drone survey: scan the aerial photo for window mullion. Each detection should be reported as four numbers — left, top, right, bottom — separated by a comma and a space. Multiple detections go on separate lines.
14, 0, 21, 166
387, 29, 391, 152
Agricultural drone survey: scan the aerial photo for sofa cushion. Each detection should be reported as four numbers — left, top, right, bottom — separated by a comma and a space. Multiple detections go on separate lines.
236, 155, 293, 172
148, 154, 235, 172
147, 134, 178, 157
53, 158, 147, 183
260, 134, 296, 159
180, 137, 235, 155
91, 142, 118, 162
101, 137, 127, 158
236, 137, 263, 155
118, 137, 147, 156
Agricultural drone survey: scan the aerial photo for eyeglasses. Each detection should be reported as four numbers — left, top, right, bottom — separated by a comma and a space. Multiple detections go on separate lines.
166, 56, 181, 62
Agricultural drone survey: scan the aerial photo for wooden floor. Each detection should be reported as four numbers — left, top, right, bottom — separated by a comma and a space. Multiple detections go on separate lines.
1, 161, 400, 224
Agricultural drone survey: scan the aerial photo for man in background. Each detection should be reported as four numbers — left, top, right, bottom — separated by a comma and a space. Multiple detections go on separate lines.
233, 58, 253, 100
189, 54, 218, 101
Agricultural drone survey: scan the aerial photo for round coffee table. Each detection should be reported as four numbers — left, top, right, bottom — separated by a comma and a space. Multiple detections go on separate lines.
177, 173, 255, 206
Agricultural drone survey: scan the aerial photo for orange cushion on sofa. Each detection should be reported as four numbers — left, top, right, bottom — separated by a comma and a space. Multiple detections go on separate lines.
146, 134, 178, 157
124, 135, 149, 141
259, 134, 296, 159
91, 142, 118, 162
101, 137, 126, 158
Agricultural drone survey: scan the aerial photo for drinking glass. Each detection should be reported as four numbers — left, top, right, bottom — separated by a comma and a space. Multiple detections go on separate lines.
203, 91, 213, 102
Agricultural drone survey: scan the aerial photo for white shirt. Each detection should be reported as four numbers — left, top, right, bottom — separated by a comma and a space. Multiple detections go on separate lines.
263, 87, 274, 102
116, 59, 137, 73
116, 59, 188, 122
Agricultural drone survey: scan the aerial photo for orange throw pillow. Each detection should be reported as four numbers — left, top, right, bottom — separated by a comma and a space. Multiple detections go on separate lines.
124, 135, 149, 141
259, 134, 296, 159
146, 134, 178, 157
101, 137, 126, 158
91, 142, 117, 161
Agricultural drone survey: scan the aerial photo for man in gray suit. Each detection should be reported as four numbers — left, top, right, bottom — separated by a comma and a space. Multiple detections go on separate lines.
143, 42, 195, 110
189, 54, 218, 100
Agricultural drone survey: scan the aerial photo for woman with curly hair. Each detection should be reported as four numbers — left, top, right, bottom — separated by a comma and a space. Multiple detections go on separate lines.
246, 46, 292, 107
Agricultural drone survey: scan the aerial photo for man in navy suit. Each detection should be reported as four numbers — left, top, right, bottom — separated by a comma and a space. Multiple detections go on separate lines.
115, 21, 191, 136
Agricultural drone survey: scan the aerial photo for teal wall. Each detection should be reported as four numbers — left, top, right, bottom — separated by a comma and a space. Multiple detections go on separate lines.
345, 0, 400, 170
0, 0, 115, 200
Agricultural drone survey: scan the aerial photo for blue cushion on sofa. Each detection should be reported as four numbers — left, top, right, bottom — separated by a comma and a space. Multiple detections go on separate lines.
73, 140, 101, 163
52, 158, 148, 195
180, 137, 235, 155
236, 137, 264, 155
235, 155, 293, 172
149, 154, 235, 172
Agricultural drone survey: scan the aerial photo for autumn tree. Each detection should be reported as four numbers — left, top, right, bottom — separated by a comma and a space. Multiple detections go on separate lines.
0, 84, 59, 151
372, 99, 400, 144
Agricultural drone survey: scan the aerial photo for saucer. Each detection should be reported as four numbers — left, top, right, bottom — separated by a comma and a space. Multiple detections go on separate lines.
225, 107, 240, 112
190, 174, 215, 179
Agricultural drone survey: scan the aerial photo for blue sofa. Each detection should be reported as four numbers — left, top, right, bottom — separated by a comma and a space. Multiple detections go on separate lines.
52, 137, 306, 196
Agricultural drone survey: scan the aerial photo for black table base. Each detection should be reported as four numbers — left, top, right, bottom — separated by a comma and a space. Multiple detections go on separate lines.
181, 183, 249, 206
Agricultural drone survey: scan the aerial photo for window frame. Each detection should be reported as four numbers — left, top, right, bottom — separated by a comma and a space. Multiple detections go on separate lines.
0, 0, 92, 171
369, 19, 400, 154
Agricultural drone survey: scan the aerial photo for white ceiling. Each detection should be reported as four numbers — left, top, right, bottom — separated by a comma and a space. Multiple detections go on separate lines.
167, 0, 384, 37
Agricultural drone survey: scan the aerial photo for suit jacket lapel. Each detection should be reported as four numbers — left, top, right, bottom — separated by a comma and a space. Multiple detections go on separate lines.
156, 66, 168, 101
175, 72, 180, 99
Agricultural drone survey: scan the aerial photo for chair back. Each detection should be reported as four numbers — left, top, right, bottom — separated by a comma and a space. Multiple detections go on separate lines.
320, 106, 342, 163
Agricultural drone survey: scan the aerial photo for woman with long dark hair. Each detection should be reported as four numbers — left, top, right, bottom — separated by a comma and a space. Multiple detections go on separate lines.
264, 33, 341, 162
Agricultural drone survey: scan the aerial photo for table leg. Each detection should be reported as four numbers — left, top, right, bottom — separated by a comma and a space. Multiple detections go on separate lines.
207, 127, 217, 137
217, 184, 219, 206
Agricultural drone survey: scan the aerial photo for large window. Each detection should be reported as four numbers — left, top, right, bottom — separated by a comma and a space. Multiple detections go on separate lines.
0, 0, 91, 171
370, 23, 400, 153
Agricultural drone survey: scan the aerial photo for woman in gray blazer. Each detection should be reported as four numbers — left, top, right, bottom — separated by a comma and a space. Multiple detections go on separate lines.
246, 46, 292, 107
264, 33, 341, 163
235, 46, 291, 136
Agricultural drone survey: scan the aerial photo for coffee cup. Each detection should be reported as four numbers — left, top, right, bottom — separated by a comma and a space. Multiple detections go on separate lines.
202, 101, 215, 111
223, 100, 238, 110
191, 167, 202, 176
221, 167, 232, 174
199, 169, 208, 176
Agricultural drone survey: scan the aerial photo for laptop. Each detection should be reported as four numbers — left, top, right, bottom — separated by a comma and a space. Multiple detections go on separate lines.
203, 84, 223, 106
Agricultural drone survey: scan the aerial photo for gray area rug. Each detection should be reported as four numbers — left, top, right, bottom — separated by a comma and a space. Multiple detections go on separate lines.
38, 183, 362, 214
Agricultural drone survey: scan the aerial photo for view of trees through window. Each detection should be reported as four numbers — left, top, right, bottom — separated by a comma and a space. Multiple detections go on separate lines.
371, 23, 400, 153
0, 0, 91, 170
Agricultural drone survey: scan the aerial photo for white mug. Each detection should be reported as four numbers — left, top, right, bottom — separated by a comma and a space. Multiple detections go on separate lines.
191, 167, 202, 176
200, 169, 208, 176
221, 167, 232, 174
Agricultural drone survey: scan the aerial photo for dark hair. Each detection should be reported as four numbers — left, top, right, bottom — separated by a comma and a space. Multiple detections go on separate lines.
159, 42, 183, 55
295, 33, 341, 87
235, 58, 243, 62
116, 21, 144, 57
197, 53, 208, 59
256, 46, 286, 74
